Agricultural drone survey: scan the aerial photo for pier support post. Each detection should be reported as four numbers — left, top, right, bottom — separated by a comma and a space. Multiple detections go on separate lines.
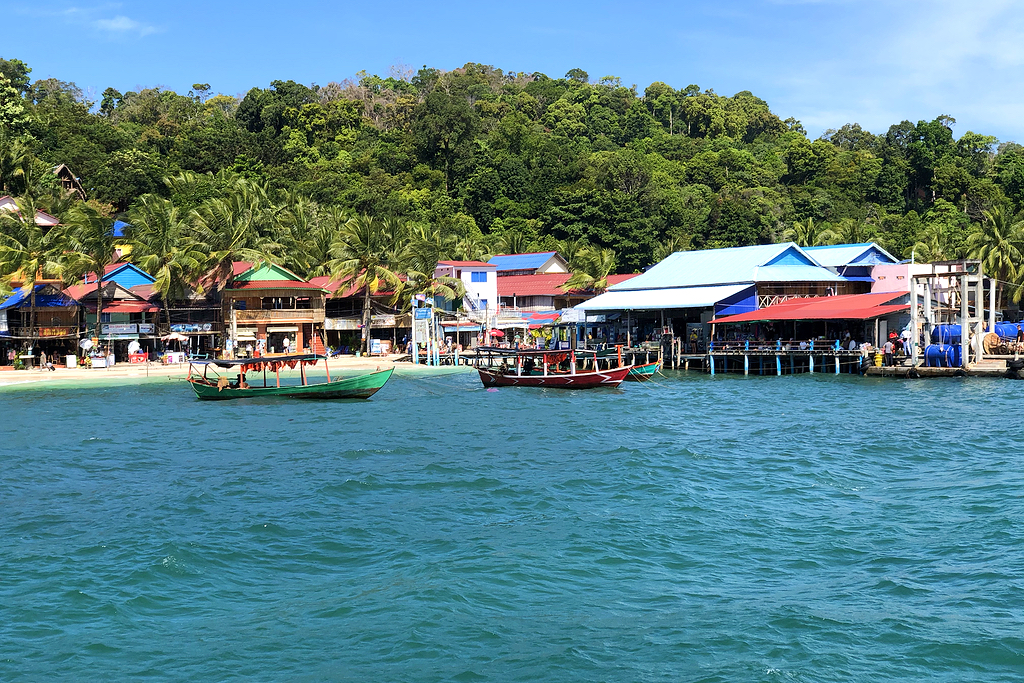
776, 355, 782, 376
710, 355, 715, 376
809, 356, 814, 373
835, 356, 840, 375
790, 354, 794, 374
744, 354, 749, 375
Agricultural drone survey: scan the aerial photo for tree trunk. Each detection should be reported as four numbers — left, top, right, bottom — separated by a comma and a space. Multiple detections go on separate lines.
29, 287, 36, 367
95, 278, 104, 340
361, 288, 372, 354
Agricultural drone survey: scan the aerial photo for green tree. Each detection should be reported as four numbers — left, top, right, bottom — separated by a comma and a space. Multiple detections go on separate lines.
562, 246, 617, 293
127, 195, 209, 331
967, 206, 1024, 306
61, 204, 119, 338
0, 197, 63, 341
328, 215, 407, 353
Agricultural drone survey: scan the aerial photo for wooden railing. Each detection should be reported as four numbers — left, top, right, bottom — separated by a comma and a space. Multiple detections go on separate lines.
233, 309, 325, 323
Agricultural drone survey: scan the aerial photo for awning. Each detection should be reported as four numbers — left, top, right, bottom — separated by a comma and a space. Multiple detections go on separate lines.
267, 326, 299, 333
577, 284, 750, 311
714, 293, 908, 323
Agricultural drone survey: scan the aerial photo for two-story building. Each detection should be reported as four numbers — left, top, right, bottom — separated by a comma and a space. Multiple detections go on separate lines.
221, 263, 327, 355
433, 260, 498, 316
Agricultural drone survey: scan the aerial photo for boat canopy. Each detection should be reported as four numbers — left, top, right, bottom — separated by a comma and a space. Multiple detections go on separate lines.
192, 353, 326, 372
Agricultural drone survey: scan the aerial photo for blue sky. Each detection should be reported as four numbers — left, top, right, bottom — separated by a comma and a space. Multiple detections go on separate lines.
8, 0, 1024, 142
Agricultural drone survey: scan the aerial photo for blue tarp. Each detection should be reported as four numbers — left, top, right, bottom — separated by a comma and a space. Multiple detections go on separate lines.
0, 285, 78, 310
112, 220, 129, 238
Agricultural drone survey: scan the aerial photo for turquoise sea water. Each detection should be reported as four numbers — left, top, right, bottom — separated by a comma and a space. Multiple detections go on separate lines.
1, 369, 1022, 682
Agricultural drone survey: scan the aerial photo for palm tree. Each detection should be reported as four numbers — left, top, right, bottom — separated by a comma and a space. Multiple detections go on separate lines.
280, 200, 349, 278
127, 195, 208, 332
781, 218, 839, 247
652, 235, 691, 264
494, 230, 531, 255
562, 246, 618, 294
967, 206, 1024, 307
0, 196, 63, 342
557, 238, 590, 271
328, 215, 408, 354
0, 136, 33, 196
192, 191, 280, 290
403, 225, 466, 306
61, 204, 119, 338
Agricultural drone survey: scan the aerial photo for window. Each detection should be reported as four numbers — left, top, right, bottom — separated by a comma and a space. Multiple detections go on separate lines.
100, 313, 111, 323
471, 271, 488, 283
479, 299, 488, 310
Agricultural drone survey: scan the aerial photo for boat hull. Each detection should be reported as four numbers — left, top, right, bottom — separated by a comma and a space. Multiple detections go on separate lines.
625, 360, 661, 381
478, 365, 630, 389
189, 368, 394, 400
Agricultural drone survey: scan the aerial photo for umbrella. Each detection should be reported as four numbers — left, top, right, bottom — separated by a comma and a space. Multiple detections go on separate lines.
79, 339, 94, 350
489, 329, 504, 337
161, 332, 189, 342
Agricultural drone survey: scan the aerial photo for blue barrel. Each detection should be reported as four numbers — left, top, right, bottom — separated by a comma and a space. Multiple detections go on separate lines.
931, 325, 961, 344
924, 344, 962, 367
995, 322, 1022, 340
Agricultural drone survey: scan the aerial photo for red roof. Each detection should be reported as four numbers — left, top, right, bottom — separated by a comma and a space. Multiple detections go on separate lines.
130, 284, 158, 301
232, 261, 254, 276
308, 273, 405, 298
92, 302, 160, 313
714, 293, 908, 323
437, 260, 494, 268
226, 280, 327, 291
497, 272, 638, 297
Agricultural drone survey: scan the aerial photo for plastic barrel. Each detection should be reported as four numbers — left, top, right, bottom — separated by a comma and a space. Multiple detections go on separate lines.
874, 352, 883, 367
931, 324, 961, 344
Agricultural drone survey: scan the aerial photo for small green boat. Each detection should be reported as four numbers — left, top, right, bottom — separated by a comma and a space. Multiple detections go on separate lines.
187, 354, 394, 400
625, 360, 661, 381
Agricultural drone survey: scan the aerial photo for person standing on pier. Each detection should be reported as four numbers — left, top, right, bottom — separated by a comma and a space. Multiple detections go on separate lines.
883, 338, 895, 366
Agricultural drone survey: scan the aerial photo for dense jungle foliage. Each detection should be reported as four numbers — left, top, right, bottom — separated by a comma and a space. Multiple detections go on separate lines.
2, 57, 1024, 281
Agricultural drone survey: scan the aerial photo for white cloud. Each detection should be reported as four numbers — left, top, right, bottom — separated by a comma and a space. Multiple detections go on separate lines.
93, 14, 158, 36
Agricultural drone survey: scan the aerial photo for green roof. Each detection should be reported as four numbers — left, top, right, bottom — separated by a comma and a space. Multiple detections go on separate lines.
233, 263, 305, 283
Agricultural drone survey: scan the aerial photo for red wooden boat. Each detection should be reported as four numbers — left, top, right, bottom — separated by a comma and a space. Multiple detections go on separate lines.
478, 365, 630, 388
473, 347, 632, 389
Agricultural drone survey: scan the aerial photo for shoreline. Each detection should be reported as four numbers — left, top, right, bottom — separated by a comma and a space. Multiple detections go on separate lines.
0, 355, 472, 391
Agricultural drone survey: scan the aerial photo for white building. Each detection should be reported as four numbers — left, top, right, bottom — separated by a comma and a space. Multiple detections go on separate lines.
434, 260, 498, 316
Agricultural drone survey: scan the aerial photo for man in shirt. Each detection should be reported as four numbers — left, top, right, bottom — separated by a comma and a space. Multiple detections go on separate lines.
883, 339, 895, 366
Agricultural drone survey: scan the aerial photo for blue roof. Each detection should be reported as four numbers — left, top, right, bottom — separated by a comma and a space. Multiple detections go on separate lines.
488, 252, 559, 272
608, 243, 842, 292
803, 243, 897, 267
0, 285, 78, 310
111, 220, 130, 238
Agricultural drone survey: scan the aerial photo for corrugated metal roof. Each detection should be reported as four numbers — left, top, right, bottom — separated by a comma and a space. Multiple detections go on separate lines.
488, 252, 559, 271
496, 273, 638, 297
578, 284, 751, 311
714, 292, 908, 322
803, 243, 897, 267
608, 243, 840, 291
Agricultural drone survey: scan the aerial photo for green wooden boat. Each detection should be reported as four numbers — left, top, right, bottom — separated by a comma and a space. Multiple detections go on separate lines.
187, 354, 394, 400
625, 360, 661, 381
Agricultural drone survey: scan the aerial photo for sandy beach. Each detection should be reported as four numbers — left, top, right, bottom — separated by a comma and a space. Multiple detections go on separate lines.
0, 354, 454, 390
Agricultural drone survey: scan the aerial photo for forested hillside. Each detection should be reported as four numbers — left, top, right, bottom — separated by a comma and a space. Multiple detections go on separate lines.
3, 57, 1024, 274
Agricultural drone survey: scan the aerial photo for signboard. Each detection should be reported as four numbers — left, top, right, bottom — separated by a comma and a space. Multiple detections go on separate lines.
371, 314, 396, 327
586, 314, 606, 323
138, 323, 155, 334
414, 308, 432, 320
171, 323, 213, 333
39, 327, 74, 338
414, 294, 427, 302
101, 323, 137, 335
560, 308, 585, 323
370, 339, 382, 355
